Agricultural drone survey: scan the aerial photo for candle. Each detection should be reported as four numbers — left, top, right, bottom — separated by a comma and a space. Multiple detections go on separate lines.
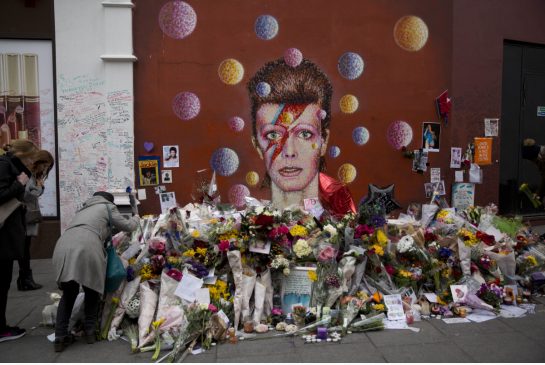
317, 327, 328, 340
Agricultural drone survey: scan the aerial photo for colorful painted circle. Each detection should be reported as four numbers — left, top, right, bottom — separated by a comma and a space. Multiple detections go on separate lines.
256, 81, 271, 97
229, 116, 245, 132
255, 15, 279, 40
353, 126, 370, 145
393, 15, 429, 52
329, 145, 341, 158
386, 120, 413, 150
245, 171, 260, 187
172, 91, 200, 120
338, 52, 364, 80
218, 59, 244, 85
210, 147, 239, 176
338, 163, 357, 184
158, 1, 197, 39
284, 48, 303, 67
317, 109, 327, 121
340, 94, 359, 114
229, 184, 250, 209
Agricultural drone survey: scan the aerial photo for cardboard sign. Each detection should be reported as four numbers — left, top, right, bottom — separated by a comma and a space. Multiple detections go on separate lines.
474, 137, 492, 165
452, 183, 475, 211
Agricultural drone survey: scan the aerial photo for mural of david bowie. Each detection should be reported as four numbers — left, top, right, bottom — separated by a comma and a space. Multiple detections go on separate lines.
248, 58, 356, 217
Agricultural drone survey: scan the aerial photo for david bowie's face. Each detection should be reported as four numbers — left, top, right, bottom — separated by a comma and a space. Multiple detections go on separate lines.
255, 103, 327, 192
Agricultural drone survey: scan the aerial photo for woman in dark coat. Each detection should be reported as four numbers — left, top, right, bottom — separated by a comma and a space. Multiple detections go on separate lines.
0, 140, 38, 343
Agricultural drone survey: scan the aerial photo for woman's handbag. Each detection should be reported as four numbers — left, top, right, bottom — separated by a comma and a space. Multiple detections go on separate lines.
104, 205, 126, 293
0, 198, 22, 229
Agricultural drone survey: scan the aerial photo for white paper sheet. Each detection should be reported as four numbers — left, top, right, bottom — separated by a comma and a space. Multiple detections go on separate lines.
442, 317, 471, 324
137, 188, 147, 200
455, 170, 464, 182
195, 288, 210, 305
422, 293, 439, 303
499, 305, 527, 318
174, 272, 203, 302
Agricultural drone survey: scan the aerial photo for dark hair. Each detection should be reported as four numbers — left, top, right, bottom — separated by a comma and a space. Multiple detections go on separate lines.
169, 147, 177, 153
32, 150, 55, 180
93, 191, 115, 203
247, 58, 333, 185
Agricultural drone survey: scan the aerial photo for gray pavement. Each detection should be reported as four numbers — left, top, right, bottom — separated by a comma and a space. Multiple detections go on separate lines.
2, 259, 545, 363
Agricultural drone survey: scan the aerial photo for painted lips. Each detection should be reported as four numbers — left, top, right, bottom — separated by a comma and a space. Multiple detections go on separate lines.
279, 167, 302, 177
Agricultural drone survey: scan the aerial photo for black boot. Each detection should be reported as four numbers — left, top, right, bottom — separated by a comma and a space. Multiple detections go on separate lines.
17, 270, 43, 291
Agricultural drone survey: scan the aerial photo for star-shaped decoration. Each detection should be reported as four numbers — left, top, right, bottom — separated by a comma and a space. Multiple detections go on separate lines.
362, 184, 402, 214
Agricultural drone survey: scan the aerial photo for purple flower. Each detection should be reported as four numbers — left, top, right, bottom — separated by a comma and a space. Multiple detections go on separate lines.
325, 275, 340, 288
126, 266, 136, 282
438, 247, 452, 259
187, 260, 209, 278
370, 214, 386, 228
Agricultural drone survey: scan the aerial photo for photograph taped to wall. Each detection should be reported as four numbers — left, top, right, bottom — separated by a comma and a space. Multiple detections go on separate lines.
412, 149, 428, 172
484, 118, 499, 137
424, 181, 446, 198
0, 40, 57, 217
162, 169, 172, 184
422, 122, 441, 152
163, 145, 179, 168
160, 191, 177, 213
138, 155, 160, 186
450, 147, 462, 168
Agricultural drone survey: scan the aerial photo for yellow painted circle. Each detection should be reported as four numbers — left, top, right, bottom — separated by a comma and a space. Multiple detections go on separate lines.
338, 163, 357, 184
245, 171, 260, 187
339, 94, 359, 114
394, 15, 429, 52
218, 58, 245, 85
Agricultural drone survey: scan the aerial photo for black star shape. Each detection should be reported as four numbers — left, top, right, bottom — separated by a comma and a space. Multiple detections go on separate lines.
363, 184, 402, 214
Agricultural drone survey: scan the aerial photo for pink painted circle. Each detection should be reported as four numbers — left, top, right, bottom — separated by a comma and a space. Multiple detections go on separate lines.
229, 116, 245, 132
284, 48, 303, 67
158, 1, 197, 39
386, 120, 413, 150
229, 184, 250, 208
172, 91, 200, 120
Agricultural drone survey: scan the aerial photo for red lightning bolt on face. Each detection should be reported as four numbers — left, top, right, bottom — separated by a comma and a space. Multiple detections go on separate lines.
263, 104, 308, 163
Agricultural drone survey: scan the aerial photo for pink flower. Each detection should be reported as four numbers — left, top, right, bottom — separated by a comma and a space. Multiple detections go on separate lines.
272, 308, 283, 316
218, 240, 230, 252
166, 268, 183, 281
384, 264, 396, 276
149, 238, 166, 255
208, 304, 218, 313
318, 246, 336, 262
278, 225, 289, 235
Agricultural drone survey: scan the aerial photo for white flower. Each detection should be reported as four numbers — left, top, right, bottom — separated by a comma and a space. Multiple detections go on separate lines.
255, 206, 265, 215
199, 303, 209, 311
283, 267, 291, 276
324, 224, 338, 237
293, 239, 312, 258
397, 235, 415, 253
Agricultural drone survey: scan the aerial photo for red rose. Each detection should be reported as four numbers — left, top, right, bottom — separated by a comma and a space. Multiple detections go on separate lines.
476, 231, 495, 246
255, 214, 274, 227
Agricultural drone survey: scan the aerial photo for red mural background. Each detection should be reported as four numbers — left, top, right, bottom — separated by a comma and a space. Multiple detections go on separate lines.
133, 0, 453, 214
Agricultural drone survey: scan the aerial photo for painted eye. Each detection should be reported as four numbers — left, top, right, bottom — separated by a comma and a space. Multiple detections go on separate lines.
265, 130, 282, 141
298, 130, 314, 140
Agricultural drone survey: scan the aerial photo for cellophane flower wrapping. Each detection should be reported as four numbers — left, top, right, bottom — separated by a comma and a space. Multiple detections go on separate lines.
252, 281, 266, 325
487, 250, 517, 285
108, 276, 141, 340
257, 269, 273, 318
338, 256, 357, 293
227, 250, 243, 330
138, 281, 158, 347
241, 267, 257, 322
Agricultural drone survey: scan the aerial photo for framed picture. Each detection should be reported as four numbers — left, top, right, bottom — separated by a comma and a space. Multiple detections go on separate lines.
0, 40, 57, 216
281, 266, 316, 315
249, 240, 271, 254
422, 122, 441, 152
162, 169, 172, 184
138, 155, 160, 186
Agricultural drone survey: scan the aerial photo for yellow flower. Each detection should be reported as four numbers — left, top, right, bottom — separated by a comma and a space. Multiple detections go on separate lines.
370, 244, 384, 256
307, 270, 317, 282
374, 229, 388, 246
458, 228, 479, 247
128, 257, 136, 265
398, 270, 412, 278
140, 264, 154, 281
210, 218, 219, 224
152, 318, 166, 329
371, 303, 385, 311
167, 256, 180, 265
437, 210, 450, 220
191, 230, 200, 238
289, 225, 308, 237
183, 249, 196, 257
196, 247, 207, 256
526, 255, 538, 266
112, 297, 120, 305
356, 291, 369, 301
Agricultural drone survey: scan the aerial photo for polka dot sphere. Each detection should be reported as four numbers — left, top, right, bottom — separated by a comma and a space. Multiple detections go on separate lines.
172, 91, 200, 120
338, 52, 364, 80
158, 1, 197, 39
338, 163, 357, 184
255, 15, 279, 40
329, 146, 341, 158
210, 147, 239, 176
387, 120, 413, 150
353, 126, 370, 145
218, 59, 244, 85
245, 171, 260, 187
317, 109, 327, 121
229, 116, 245, 132
256, 82, 271, 97
340, 94, 359, 114
229, 184, 251, 209
394, 16, 429, 52
284, 48, 303, 67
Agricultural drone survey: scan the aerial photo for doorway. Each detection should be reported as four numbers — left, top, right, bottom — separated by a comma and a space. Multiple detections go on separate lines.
499, 41, 545, 216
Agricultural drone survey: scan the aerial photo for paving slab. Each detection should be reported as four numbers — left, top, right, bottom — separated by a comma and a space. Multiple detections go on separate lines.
380, 341, 473, 363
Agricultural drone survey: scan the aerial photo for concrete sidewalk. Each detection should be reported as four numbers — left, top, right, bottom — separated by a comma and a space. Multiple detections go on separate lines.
2, 259, 545, 363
